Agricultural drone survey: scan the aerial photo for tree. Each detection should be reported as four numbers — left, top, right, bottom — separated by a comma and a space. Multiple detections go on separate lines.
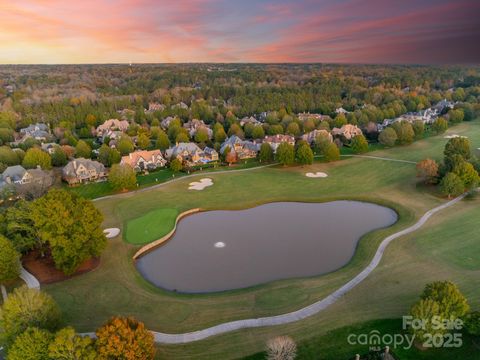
251, 125, 265, 140
410, 298, 442, 342
295, 143, 313, 165
421, 281, 470, 319
225, 148, 238, 165
453, 161, 479, 190
1, 200, 39, 253
0, 146, 21, 166
227, 123, 244, 138
276, 142, 295, 166
416, 159, 439, 184
169, 158, 182, 173
409, 281, 469, 344
314, 133, 332, 155
393, 121, 415, 145
175, 131, 189, 143
432, 117, 448, 134
51, 147, 68, 167
214, 126, 227, 143
108, 164, 137, 191
444, 137, 471, 161
30, 189, 107, 275
351, 134, 368, 154
413, 120, 425, 139
0, 286, 61, 345
95, 317, 155, 360
266, 336, 297, 360
75, 140, 92, 159
378, 127, 398, 147
22, 148, 52, 170
440, 172, 464, 198
464, 311, 480, 336
258, 143, 274, 163
324, 143, 340, 162
286, 122, 300, 137
194, 128, 209, 143
48, 327, 97, 360
137, 134, 151, 149
0, 128, 14, 144
7, 327, 53, 360
0, 235, 20, 284
448, 109, 464, 124
117, 136, 135, 155
98, 144, 121, 167
154, 129, 170, 150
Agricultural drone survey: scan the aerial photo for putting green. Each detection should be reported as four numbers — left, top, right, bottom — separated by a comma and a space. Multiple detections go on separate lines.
125, 208, 179, 245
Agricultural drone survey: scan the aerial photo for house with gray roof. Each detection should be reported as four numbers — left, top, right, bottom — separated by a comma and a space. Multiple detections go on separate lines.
62, 158, 107, 185
220, 136, 258, 159
165, 142, 217, 166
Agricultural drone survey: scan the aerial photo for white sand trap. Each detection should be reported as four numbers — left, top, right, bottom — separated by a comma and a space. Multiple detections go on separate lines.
305, 172, 328, 178
444, 134, 467, 139
188, 178, 213, 191
104, 228, 120, 239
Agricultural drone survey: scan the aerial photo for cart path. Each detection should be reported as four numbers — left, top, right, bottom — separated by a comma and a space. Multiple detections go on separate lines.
81, 190, 471, 344
93, 154, 416, 202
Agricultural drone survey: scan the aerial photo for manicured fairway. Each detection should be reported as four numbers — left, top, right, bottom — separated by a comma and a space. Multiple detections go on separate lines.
43, 120, 480, 360
125, 208, 179, 245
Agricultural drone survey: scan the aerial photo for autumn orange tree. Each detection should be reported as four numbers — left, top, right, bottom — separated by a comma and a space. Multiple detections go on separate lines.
95, 317, 155, 360
416, 158, 439, 184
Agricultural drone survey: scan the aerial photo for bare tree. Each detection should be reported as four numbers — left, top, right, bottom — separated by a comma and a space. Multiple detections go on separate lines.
266, 336, 297, 360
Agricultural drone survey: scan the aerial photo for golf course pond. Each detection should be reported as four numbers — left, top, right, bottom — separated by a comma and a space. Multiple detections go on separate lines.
135, 201, 398, 293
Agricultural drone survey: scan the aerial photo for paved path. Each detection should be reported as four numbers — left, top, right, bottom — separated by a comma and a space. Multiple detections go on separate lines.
145, 192, 467, 344
20, 266, 40, 290
92, 164, 277, 202
340, 154, 417, 164
93, 155, 415, 203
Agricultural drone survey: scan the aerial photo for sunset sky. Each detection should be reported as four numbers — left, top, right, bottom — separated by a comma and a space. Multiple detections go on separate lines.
0, 0, 479, 64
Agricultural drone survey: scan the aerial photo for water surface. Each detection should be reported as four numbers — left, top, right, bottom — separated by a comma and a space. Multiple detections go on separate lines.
136, 201, 397, 293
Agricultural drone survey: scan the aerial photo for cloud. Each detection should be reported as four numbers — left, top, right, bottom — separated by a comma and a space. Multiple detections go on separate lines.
0, 0, 478, 63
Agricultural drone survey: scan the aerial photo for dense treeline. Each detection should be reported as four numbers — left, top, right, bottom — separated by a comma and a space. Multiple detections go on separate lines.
1, 64, 479, 130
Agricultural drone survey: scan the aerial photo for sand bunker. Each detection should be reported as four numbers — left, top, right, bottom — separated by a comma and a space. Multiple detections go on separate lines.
444, 134, 467, 139
104, 228, 120, 239
305, 172, 328, 178
188, 178, 213, 191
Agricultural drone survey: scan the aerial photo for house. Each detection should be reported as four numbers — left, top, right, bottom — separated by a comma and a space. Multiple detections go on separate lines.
301, 129, 333, 145
161, 116, 175, 129
62, 158, 107, 185
96, 119, 129, 138
1, 165, 32, 185
1, 165, 54, 188
41, 143, 59, 155
297, 113, 330, 122
171, 102, 189, 110
165, 142, 216, 166
220, 136, 258, 159
146, 102, 165, 113
203, 147, 219, 162
331, 124, 363, 140
120, 150, 167, 172
183, 119, 213, 138
239, 116, 262, 127
335, 107, 349, 114
263, 134, 295, 153
18, 123, 50, 142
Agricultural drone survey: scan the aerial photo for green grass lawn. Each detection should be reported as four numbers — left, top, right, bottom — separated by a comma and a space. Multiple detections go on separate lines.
125, 208, 178, 245
43, 120, 480, 359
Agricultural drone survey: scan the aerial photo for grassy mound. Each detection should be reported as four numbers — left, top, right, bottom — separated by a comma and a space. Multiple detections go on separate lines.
125, 208, 179, 245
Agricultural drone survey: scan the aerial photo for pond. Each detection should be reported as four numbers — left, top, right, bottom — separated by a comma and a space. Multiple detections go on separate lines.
135, 201, 397, 293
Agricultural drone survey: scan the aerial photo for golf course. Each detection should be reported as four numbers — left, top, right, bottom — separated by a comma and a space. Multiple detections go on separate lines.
44, 120, 480, 359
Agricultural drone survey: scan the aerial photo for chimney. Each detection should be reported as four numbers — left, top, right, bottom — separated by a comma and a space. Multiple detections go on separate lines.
355, 355, 360, 360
